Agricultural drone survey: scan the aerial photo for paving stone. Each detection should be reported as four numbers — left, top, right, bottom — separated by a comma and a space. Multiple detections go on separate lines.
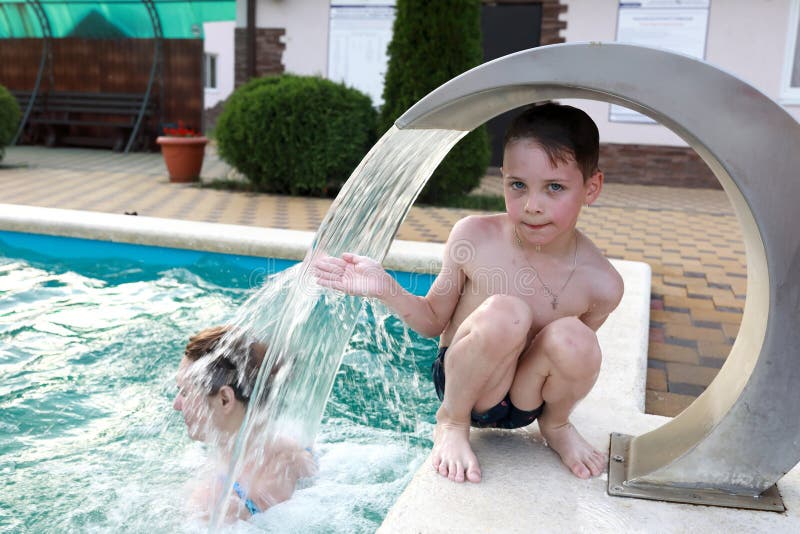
665, 362, 720, 387
647, 368, 668, 391
650, 309, 691, 325
697, 340, 733, 359
721, 323, 741, 340
698, 356, 726, 369
649, 326, 665, 343
649, 342, 699, 365
664, 295, 716, 310
653, 283, 689, 297
646, 390, 695, 417
665, 324, 726, 343
689, 307, 742, 325
668, 382, 708, 396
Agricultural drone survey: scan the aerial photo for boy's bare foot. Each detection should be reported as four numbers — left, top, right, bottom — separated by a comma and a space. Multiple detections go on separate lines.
539, 421, 606, 479
432, 421, 481, 483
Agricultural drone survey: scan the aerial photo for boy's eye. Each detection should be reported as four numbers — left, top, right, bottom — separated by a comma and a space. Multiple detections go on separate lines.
547, 183, 564, 192
509, 181, 525, 190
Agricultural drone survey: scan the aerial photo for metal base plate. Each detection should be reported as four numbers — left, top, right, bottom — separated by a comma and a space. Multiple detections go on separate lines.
607, 433, 785, 512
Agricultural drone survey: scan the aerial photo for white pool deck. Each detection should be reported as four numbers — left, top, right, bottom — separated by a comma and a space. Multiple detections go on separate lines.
2, 204, 799, 532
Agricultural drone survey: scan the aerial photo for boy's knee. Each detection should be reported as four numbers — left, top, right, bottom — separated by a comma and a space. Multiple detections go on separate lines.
539, 317, 601, 376
472, 294, 532, 352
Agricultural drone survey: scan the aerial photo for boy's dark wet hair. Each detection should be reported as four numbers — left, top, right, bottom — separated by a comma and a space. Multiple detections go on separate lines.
184, 326, 267, 403
503, 102, 600, 180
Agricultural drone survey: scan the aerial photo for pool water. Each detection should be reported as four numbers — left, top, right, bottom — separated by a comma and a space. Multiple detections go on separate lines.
0, 234, 440, 533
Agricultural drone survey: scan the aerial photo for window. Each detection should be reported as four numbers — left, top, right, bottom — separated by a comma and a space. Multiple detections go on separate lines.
203, 53, 217, 90
782, 0, 800, 103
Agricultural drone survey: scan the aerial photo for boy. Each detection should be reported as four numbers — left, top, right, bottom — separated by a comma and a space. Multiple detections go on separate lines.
174, 326, 316, 518
314, 103, 623, 483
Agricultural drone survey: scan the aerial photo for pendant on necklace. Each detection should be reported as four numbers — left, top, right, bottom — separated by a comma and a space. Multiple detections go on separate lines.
551, 296, 558, 310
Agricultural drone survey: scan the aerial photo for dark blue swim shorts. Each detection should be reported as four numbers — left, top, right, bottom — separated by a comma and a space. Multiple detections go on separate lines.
431, 346, 545, 429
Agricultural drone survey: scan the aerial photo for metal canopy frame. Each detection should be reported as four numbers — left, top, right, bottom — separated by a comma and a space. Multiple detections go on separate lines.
11, 0, 53, 147
10, 0, 163, 153
396, 43, 800, 507
125, 0, 162, 153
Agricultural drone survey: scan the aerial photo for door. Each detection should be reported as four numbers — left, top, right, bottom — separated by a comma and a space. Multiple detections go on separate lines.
481, 3, 542, 167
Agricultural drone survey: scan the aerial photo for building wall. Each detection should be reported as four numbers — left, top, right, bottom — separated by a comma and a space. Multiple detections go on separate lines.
203, 21, 236, 109
230, 0, 799, 187
562, 0, 799, 147
239, 0, 330, 76
234, 27, 286, 86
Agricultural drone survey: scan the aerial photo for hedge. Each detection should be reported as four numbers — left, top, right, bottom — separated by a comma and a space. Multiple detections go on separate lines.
0, 85, 20, 162
215, 75, 377, 197
380, 0, 490, 203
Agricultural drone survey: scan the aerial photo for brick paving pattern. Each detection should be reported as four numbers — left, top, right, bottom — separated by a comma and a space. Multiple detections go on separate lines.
0, 146, 746, 417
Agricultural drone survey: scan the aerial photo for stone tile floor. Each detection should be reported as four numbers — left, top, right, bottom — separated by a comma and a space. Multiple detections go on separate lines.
0, 146, 747, 417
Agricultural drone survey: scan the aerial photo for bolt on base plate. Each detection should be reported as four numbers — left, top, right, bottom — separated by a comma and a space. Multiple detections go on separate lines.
607, 433, 785, 512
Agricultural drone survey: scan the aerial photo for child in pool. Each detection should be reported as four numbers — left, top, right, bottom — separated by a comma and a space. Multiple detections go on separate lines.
173, 326, 316, 519
315, 103, 623, 483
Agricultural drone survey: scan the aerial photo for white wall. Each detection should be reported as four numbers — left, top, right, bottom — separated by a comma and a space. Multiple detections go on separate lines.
239, 0, 330, 76
203, 21, 236, 109
563, 0, 799, 146
232, 0, 800, 146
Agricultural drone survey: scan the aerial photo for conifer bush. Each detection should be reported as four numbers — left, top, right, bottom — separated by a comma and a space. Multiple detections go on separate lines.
0, 85, 20, 162
216, 74, 377, 197
380, 0, 490, 203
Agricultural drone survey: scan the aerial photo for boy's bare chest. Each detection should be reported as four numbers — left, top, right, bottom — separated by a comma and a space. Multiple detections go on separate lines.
458, 256, 592, 329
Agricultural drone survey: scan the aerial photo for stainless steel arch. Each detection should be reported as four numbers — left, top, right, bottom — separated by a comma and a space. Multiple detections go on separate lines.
396, 43, 800, 502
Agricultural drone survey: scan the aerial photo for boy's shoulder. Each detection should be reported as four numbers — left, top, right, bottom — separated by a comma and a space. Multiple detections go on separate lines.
578, 232, 624, 306
449, 213, 508, 240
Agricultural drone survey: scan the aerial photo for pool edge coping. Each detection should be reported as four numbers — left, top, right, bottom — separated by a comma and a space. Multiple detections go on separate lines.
0, 204, 443, 273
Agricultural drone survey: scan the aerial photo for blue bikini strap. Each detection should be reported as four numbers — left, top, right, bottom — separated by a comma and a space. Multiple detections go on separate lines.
232, 481, 261, 515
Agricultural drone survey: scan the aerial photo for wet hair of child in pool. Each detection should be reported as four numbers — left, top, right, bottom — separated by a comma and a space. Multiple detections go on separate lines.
315, 102, 624, 483
174, 325, 316, 520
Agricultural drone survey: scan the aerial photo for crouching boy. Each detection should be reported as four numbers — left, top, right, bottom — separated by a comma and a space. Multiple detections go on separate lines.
315, 103, 623, 483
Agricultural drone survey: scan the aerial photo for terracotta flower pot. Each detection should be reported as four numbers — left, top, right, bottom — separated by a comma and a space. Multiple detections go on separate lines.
157, 136, 208, 183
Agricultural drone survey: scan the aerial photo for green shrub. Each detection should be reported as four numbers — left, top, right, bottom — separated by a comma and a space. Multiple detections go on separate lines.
0, 85, 21, 162
380, 0, 490, 203
215, 74, 377, 197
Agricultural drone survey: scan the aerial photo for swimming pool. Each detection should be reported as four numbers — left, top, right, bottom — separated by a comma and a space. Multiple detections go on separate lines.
0, 230, 440, 532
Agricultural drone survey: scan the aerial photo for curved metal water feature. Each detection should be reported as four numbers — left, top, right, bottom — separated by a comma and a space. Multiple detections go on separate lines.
395, 43, 800, 508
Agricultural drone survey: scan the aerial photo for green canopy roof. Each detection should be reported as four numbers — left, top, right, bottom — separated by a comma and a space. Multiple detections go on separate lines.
0, 0, 235, 39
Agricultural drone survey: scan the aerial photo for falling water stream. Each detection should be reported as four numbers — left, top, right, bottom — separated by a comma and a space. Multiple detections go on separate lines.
210, 126, 467, 528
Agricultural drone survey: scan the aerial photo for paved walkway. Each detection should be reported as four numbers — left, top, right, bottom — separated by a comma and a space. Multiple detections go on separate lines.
0, 146, 746, 417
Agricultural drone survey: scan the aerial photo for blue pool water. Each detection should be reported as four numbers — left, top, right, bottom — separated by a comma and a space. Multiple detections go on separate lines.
0, 231, 439, 533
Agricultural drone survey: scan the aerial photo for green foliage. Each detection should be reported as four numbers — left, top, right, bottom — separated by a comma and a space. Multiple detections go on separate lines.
380, 0, 490, 203
0, 85, 21, 162
215, 74, 377, 197
428, 193, 505, 212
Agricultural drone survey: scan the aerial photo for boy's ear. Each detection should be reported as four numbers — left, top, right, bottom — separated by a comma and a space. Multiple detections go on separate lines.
585, 169, 604, 206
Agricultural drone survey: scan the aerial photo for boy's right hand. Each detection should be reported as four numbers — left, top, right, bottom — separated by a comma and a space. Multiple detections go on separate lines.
313, 253, 394, 299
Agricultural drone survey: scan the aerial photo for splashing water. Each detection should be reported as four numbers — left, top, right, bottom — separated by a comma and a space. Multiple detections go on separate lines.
0, 251, 439, 532
211, 126, 466, 527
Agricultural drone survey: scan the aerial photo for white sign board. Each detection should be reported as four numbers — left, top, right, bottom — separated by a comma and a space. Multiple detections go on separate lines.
611, 0, 710, 123
328, 1, 396, 107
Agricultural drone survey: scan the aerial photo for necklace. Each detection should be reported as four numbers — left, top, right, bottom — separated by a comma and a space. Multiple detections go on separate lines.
513, 226, 579, 310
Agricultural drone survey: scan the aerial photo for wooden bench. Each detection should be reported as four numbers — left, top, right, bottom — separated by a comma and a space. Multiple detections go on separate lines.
13, 90, 157, 151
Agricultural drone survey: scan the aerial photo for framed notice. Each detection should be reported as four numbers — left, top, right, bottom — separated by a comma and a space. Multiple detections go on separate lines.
328, 1, 396, 107
611, 0, 710, 123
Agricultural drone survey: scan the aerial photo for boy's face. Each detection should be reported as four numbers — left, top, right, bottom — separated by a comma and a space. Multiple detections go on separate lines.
502, 140, 602, 248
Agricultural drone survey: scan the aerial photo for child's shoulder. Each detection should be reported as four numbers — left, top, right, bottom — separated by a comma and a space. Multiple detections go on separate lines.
578, 232, 624, 304
449, 213, 508, 239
